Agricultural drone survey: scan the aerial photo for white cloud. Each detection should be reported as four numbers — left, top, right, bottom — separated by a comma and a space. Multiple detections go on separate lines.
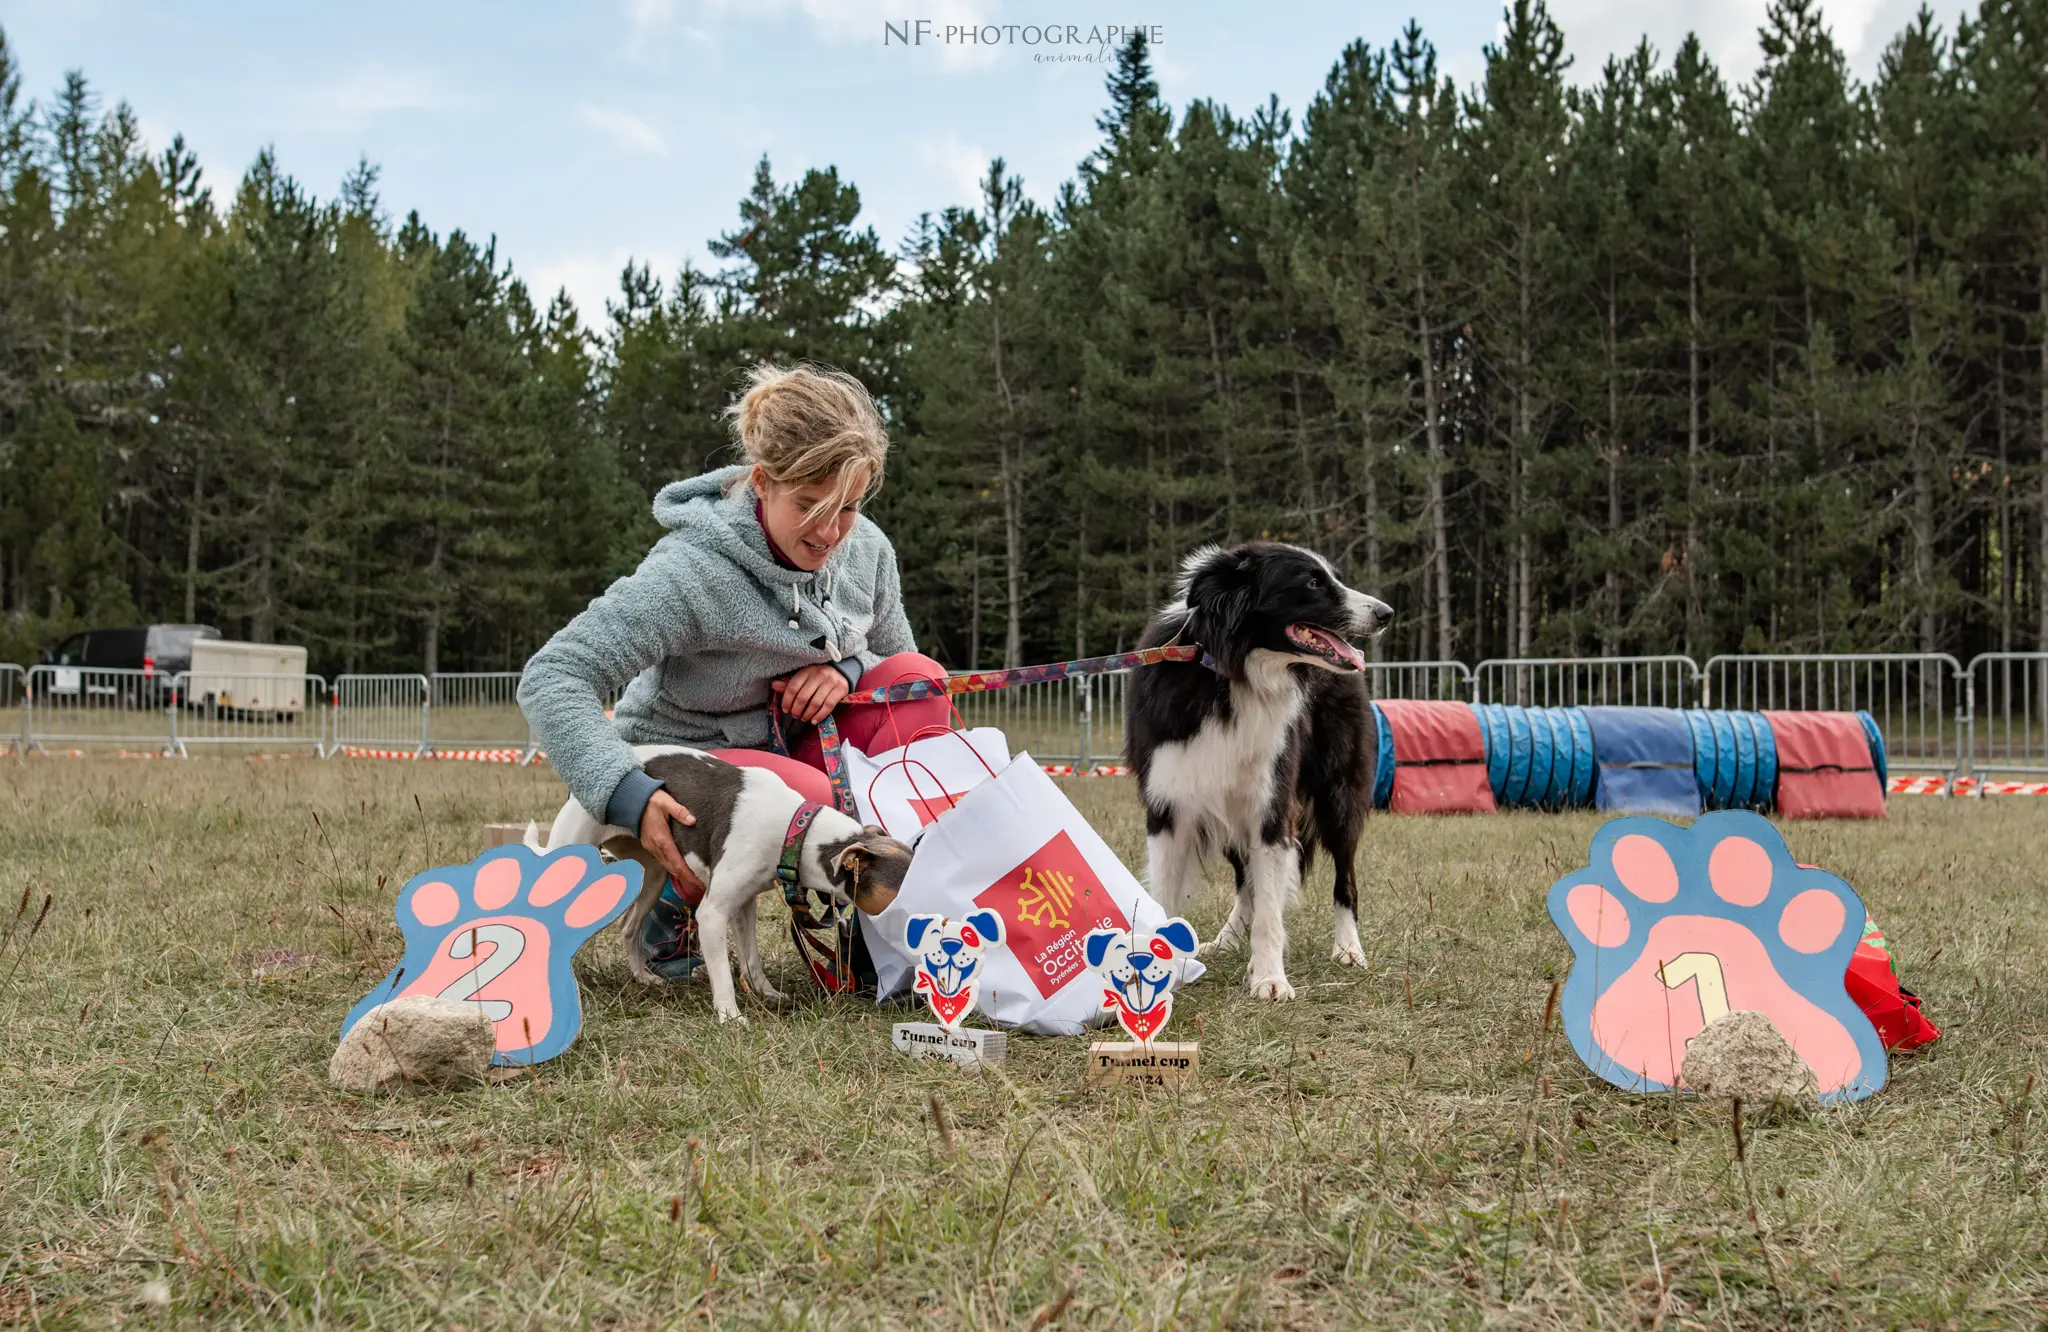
698, 0, 1004, 70
525, 247, 692, 329
295, 65, 448, 131
629, 0, 681, 37
135, 116, 177, 155
576, 104, 670, 156
1544, 0, 1943, 90
918, 132, 991, 207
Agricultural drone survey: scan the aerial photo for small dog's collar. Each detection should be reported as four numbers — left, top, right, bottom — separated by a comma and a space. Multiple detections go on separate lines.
778, 799, 863, 995
775, 800, 826, 897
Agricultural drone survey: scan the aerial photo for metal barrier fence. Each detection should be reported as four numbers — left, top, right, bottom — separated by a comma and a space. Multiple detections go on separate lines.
12, 655, 2048, 789
23, 665, 177, 753
170, 672, 328, 756
1, 663, 23, 754
330, 674, 430, 756
1967, 652, 2048, 780
947, 660, 1477, 766
1703, 653, 1967, 778
427, 671, 533, 758
1368, 660, 1474, 702
1474, 655, 1702, 708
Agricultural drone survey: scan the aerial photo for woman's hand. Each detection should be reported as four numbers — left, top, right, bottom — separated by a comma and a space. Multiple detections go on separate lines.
638, 789, 705, 898
773, 664, 852, 724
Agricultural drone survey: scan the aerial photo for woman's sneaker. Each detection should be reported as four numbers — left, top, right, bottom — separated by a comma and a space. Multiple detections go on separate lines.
625, 877, 704, 983
643, 878, 705, 981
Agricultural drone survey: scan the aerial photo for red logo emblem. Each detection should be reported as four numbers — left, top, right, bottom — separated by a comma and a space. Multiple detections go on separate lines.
1104, 990, 1173, 1042
974, 831, 1127, 999
914, 972, 976, 1026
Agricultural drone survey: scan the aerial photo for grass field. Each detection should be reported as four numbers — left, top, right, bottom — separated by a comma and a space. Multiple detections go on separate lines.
2, 759, 2045, 1328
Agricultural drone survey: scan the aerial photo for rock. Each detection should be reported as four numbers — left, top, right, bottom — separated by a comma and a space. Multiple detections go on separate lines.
329, 996, 495, 1093
1680, 1009, 1818, 1107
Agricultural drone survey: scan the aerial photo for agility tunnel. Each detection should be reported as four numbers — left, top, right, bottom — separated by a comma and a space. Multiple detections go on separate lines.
1473, 705, 1597, 809
1372, 701, 1890, 817
1582, 706, 1702, 817
1685, 709, 1778, 811
1766, 709, 1888, 819
1369, 700, 1496, 814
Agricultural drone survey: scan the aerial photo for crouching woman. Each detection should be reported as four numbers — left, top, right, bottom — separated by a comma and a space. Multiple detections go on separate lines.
518, 362, 946, 981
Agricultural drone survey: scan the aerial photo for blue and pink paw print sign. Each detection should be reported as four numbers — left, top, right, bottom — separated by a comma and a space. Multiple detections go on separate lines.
1547, 811, 1886, 1105
342, 846, 639, 1066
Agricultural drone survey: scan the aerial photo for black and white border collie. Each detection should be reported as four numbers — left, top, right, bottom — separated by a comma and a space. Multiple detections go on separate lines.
1125, 542, 1392, 1001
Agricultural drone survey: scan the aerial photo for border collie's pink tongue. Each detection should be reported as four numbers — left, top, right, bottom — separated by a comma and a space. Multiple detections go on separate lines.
1285, 623, 1367, 671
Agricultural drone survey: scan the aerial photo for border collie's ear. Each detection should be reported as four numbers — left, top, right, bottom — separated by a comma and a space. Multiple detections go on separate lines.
1185, 552, 1254, 674
1154, 918, 1198, 956
1084, 929, 1122, 970
905, 914, 939, 950
963, 909, 1003, 948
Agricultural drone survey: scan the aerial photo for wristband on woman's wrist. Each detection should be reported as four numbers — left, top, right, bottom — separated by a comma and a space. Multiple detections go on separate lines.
605, 768, 665, 832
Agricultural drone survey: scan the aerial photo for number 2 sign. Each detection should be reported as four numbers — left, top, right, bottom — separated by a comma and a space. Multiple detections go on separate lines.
340, 844, 640, 1067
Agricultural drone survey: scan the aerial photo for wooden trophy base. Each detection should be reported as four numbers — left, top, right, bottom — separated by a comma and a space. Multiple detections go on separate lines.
892, 1022, 1007, 1068
1085, 1041, 1199, 1089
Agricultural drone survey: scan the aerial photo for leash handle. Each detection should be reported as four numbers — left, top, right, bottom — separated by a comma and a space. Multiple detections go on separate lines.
765, 695, 861, 818
812, 715, 859, 817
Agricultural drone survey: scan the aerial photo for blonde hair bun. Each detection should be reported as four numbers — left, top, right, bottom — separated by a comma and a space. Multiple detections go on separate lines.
724, 361, 889, 521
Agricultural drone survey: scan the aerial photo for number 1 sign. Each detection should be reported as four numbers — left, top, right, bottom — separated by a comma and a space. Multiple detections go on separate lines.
1545, 810, 1888, 1105
340, 845, 639, 1067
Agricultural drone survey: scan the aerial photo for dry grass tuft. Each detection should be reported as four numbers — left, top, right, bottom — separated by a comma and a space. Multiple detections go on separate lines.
1, 758, 2044, 1327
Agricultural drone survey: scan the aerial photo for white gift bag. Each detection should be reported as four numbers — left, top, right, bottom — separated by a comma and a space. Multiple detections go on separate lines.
863, 752, 1204, 1035
844, 726, 1013, 844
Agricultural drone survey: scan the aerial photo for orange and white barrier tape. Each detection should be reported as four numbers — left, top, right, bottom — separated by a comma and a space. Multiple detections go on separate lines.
1886, 774, 2048, 796
18, 748, 171, 759
1968, 779, 2048, 796
339, 746, 534, 764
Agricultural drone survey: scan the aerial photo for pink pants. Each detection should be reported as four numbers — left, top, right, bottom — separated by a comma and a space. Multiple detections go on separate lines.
708, 652, 950, 808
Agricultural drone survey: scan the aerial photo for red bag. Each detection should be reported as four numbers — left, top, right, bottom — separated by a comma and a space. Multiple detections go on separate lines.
1845, 914, 1940, 1052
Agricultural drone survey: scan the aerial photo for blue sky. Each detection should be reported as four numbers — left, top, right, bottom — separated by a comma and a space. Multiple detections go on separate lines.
2, 0, 1937, 327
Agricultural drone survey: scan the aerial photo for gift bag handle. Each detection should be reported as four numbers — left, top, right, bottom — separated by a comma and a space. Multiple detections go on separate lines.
865, 727, 1002, 825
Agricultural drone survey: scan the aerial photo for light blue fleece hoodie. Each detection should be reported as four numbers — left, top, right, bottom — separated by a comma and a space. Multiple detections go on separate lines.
517, 465, 915, 830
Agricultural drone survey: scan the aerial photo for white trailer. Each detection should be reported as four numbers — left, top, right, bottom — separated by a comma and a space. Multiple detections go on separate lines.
185, 640, 310, 716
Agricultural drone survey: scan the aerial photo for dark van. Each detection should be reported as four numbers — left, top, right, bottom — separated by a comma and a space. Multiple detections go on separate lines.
39, 624, 222, 705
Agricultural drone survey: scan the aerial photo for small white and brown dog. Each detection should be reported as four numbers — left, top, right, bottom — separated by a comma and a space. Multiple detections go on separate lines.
526, 744, 912, 1023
